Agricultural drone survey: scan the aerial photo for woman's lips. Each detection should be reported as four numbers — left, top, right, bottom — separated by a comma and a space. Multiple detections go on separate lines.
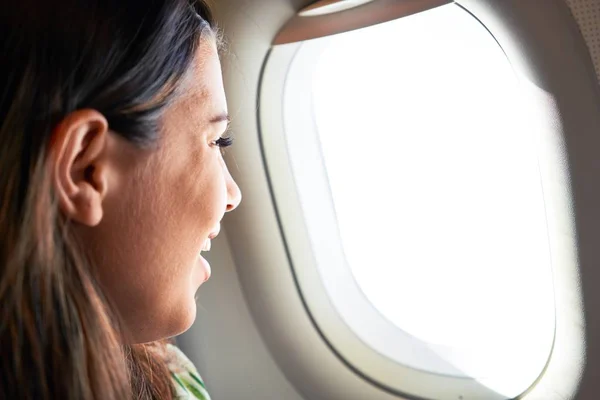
197, 254, 211, 281
197, 226, 219, 282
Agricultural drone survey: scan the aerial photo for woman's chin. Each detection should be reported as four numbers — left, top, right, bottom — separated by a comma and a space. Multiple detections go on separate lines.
173, 303, 198, 338
129, 298, 198, 344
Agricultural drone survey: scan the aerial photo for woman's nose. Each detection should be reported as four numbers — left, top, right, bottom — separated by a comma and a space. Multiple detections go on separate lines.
225, 170, 242, 212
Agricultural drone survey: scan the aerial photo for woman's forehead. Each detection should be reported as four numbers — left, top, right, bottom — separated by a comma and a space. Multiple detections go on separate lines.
161, 40, 227, 139
176, 39, 226, 115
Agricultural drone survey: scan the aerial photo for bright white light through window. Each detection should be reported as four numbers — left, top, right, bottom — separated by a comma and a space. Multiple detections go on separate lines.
310, 4, 555, 396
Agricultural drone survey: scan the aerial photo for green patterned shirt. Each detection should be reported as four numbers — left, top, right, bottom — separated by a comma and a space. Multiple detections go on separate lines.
166, 344, 211, 400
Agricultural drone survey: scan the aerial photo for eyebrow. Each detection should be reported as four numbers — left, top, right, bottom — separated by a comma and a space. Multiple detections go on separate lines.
210, 113, 230, 124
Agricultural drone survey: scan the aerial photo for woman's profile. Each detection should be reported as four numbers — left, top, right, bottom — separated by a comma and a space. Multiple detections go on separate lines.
0, 0, 241, 399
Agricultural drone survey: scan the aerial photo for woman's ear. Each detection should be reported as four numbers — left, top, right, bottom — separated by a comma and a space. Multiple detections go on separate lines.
50, 109, 110, 226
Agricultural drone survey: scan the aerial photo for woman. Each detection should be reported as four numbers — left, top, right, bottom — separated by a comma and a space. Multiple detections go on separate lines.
0, 0, 241, 399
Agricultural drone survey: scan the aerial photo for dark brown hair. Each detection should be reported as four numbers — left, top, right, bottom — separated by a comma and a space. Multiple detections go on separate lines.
0, 1, 214, 398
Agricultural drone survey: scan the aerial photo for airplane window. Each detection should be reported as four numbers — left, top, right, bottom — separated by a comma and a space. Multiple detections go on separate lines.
277, 3, 556, 397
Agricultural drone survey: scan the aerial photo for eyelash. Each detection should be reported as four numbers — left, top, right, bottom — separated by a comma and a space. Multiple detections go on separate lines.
212, 135, 234, 155
214, 136, 234, 148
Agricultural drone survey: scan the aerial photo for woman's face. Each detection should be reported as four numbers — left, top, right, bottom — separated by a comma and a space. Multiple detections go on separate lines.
76, 39, 241, 343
